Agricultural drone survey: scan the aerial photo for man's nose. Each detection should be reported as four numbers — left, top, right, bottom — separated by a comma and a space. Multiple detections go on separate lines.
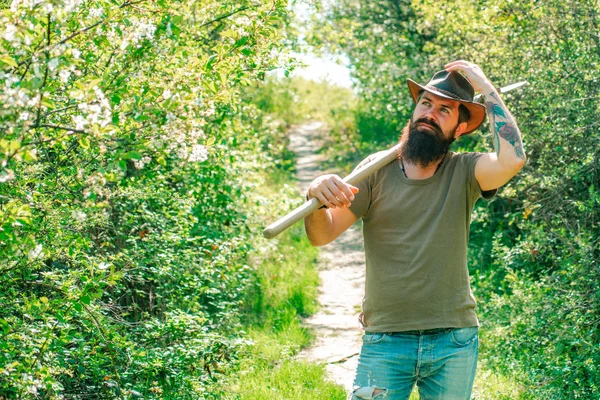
424, 108, 438, 120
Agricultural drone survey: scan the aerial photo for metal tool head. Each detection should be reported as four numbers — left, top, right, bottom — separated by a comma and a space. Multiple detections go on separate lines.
473, 81, 528, 103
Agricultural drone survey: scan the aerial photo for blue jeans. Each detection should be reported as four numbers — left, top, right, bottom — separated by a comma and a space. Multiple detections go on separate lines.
350, 327, 479, 400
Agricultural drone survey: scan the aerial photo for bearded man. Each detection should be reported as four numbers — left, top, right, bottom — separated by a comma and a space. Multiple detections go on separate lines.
304, 60, 526, 400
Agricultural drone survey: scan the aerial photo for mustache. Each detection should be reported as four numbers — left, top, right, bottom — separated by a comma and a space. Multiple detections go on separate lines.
413, 118, 442, 135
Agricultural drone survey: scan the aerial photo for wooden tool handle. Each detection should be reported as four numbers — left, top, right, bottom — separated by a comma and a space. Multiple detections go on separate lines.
263, 144, 401, 239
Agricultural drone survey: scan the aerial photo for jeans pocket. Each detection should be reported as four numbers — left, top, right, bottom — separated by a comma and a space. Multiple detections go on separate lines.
362, 332, 386, 344
450, 327, 478, 346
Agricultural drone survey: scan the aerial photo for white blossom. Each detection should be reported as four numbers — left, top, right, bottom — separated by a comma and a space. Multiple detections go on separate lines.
0, 169, 15, 182
48, 58, 59, 71
73, 115, 87, 130
162, 89, 172, 100
3, 24, 18, 42
190, 129, 205, 140
72, 210, 87, 222
236, 16, 252, 26
72, 48, 81, 59
63, 0, 84, 13
88, 7, 103, 18
188, 144, 208, 163
132, 22, 156, 44
176, 146, 188, 160
133, 159, 145, 169
28, 244, 43, 260
59, 69, 71, 83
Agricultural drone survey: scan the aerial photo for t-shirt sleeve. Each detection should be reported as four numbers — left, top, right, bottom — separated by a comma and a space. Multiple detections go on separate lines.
348, 153, 378, 220
465, 152, 497, 201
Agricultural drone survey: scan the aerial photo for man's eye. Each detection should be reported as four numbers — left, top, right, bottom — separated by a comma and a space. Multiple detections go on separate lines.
422, 101, 430, 106
441, 108, 450, 114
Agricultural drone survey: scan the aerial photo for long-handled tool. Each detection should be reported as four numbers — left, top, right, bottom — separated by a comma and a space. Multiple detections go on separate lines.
263, 143, 402, 239
263, 81, 528, 239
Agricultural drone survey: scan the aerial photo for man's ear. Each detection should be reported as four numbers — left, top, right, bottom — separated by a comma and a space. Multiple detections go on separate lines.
454, 122, 468, 138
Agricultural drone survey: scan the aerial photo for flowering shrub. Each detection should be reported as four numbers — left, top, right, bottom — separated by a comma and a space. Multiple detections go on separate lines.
0, 0, 298, 397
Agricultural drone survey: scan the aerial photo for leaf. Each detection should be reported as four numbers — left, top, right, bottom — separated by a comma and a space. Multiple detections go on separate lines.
73, 302, 82, 312
123, 151, 143, 160
1, 56, 18, 69
79, 137, 90, 149
234, 36, 248, 48
80, 295, 90, 305
8, 140, 21, 153
39, 296, 49, 304
206, 54, 218, 71
118, 160, 128, 171
0, 319, 10, 335
42, 98, 56, 109
22, 150, 38, 162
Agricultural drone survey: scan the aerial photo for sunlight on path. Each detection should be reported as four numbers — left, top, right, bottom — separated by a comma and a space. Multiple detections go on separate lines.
291, 121, 365, 392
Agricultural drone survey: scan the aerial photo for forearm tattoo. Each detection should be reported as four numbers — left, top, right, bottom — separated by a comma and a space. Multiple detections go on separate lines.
485, 92, 525, 159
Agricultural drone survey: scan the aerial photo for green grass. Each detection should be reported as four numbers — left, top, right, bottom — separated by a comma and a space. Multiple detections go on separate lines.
225, 164, 347, 399
229, 326, 345, 399
471, 357, 526, 399
227, 226, 346, 399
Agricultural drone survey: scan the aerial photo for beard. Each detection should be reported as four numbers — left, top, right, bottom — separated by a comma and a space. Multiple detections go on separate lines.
399, 118, 456, 168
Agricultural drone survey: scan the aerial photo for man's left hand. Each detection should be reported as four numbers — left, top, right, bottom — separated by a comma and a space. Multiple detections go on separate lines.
444, 60, 495, 94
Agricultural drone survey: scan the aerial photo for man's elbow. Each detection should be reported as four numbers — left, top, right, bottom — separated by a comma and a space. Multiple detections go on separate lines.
307, 234, 333, 247
502, 153, 526, 174
513, 154, 526, 172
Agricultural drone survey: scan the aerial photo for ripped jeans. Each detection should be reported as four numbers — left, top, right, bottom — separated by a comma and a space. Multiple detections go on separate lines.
350, 327, 478, 400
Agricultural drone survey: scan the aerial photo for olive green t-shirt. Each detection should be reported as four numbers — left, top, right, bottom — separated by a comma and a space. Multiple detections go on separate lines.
349, 150, 495, 332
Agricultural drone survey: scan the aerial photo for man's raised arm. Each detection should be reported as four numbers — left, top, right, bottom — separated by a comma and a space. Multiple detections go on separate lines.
445, 61, 526, 191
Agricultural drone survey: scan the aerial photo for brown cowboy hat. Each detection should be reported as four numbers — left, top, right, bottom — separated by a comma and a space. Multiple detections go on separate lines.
407, 70, 486, 135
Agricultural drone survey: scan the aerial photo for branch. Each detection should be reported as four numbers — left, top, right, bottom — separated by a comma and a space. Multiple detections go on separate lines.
119, 0, 148, 8
199, 4, 257, 29
54, 20, 104, 47
40, 105, 79, 119
36, 124, 87, 134
33, 14, 52, 130
82, 303, 122, 389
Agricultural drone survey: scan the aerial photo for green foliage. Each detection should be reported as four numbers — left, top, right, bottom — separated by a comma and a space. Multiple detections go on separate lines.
0, 0, 336, 398
310, 0, 600, 398
229, 222, 345, 399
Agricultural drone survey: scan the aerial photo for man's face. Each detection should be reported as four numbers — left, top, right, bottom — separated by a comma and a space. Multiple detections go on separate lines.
411, 92, 466, 139
399, 92, 468, 168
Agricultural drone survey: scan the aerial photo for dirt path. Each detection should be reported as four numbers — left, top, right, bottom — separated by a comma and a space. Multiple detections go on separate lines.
290, 121, 365, 392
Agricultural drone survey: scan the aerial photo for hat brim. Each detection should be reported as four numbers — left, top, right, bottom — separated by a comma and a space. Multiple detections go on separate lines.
407, 79, 486, 135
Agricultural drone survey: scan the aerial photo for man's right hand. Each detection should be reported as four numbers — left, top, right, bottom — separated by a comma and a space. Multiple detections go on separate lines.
307, 174, 359, 209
